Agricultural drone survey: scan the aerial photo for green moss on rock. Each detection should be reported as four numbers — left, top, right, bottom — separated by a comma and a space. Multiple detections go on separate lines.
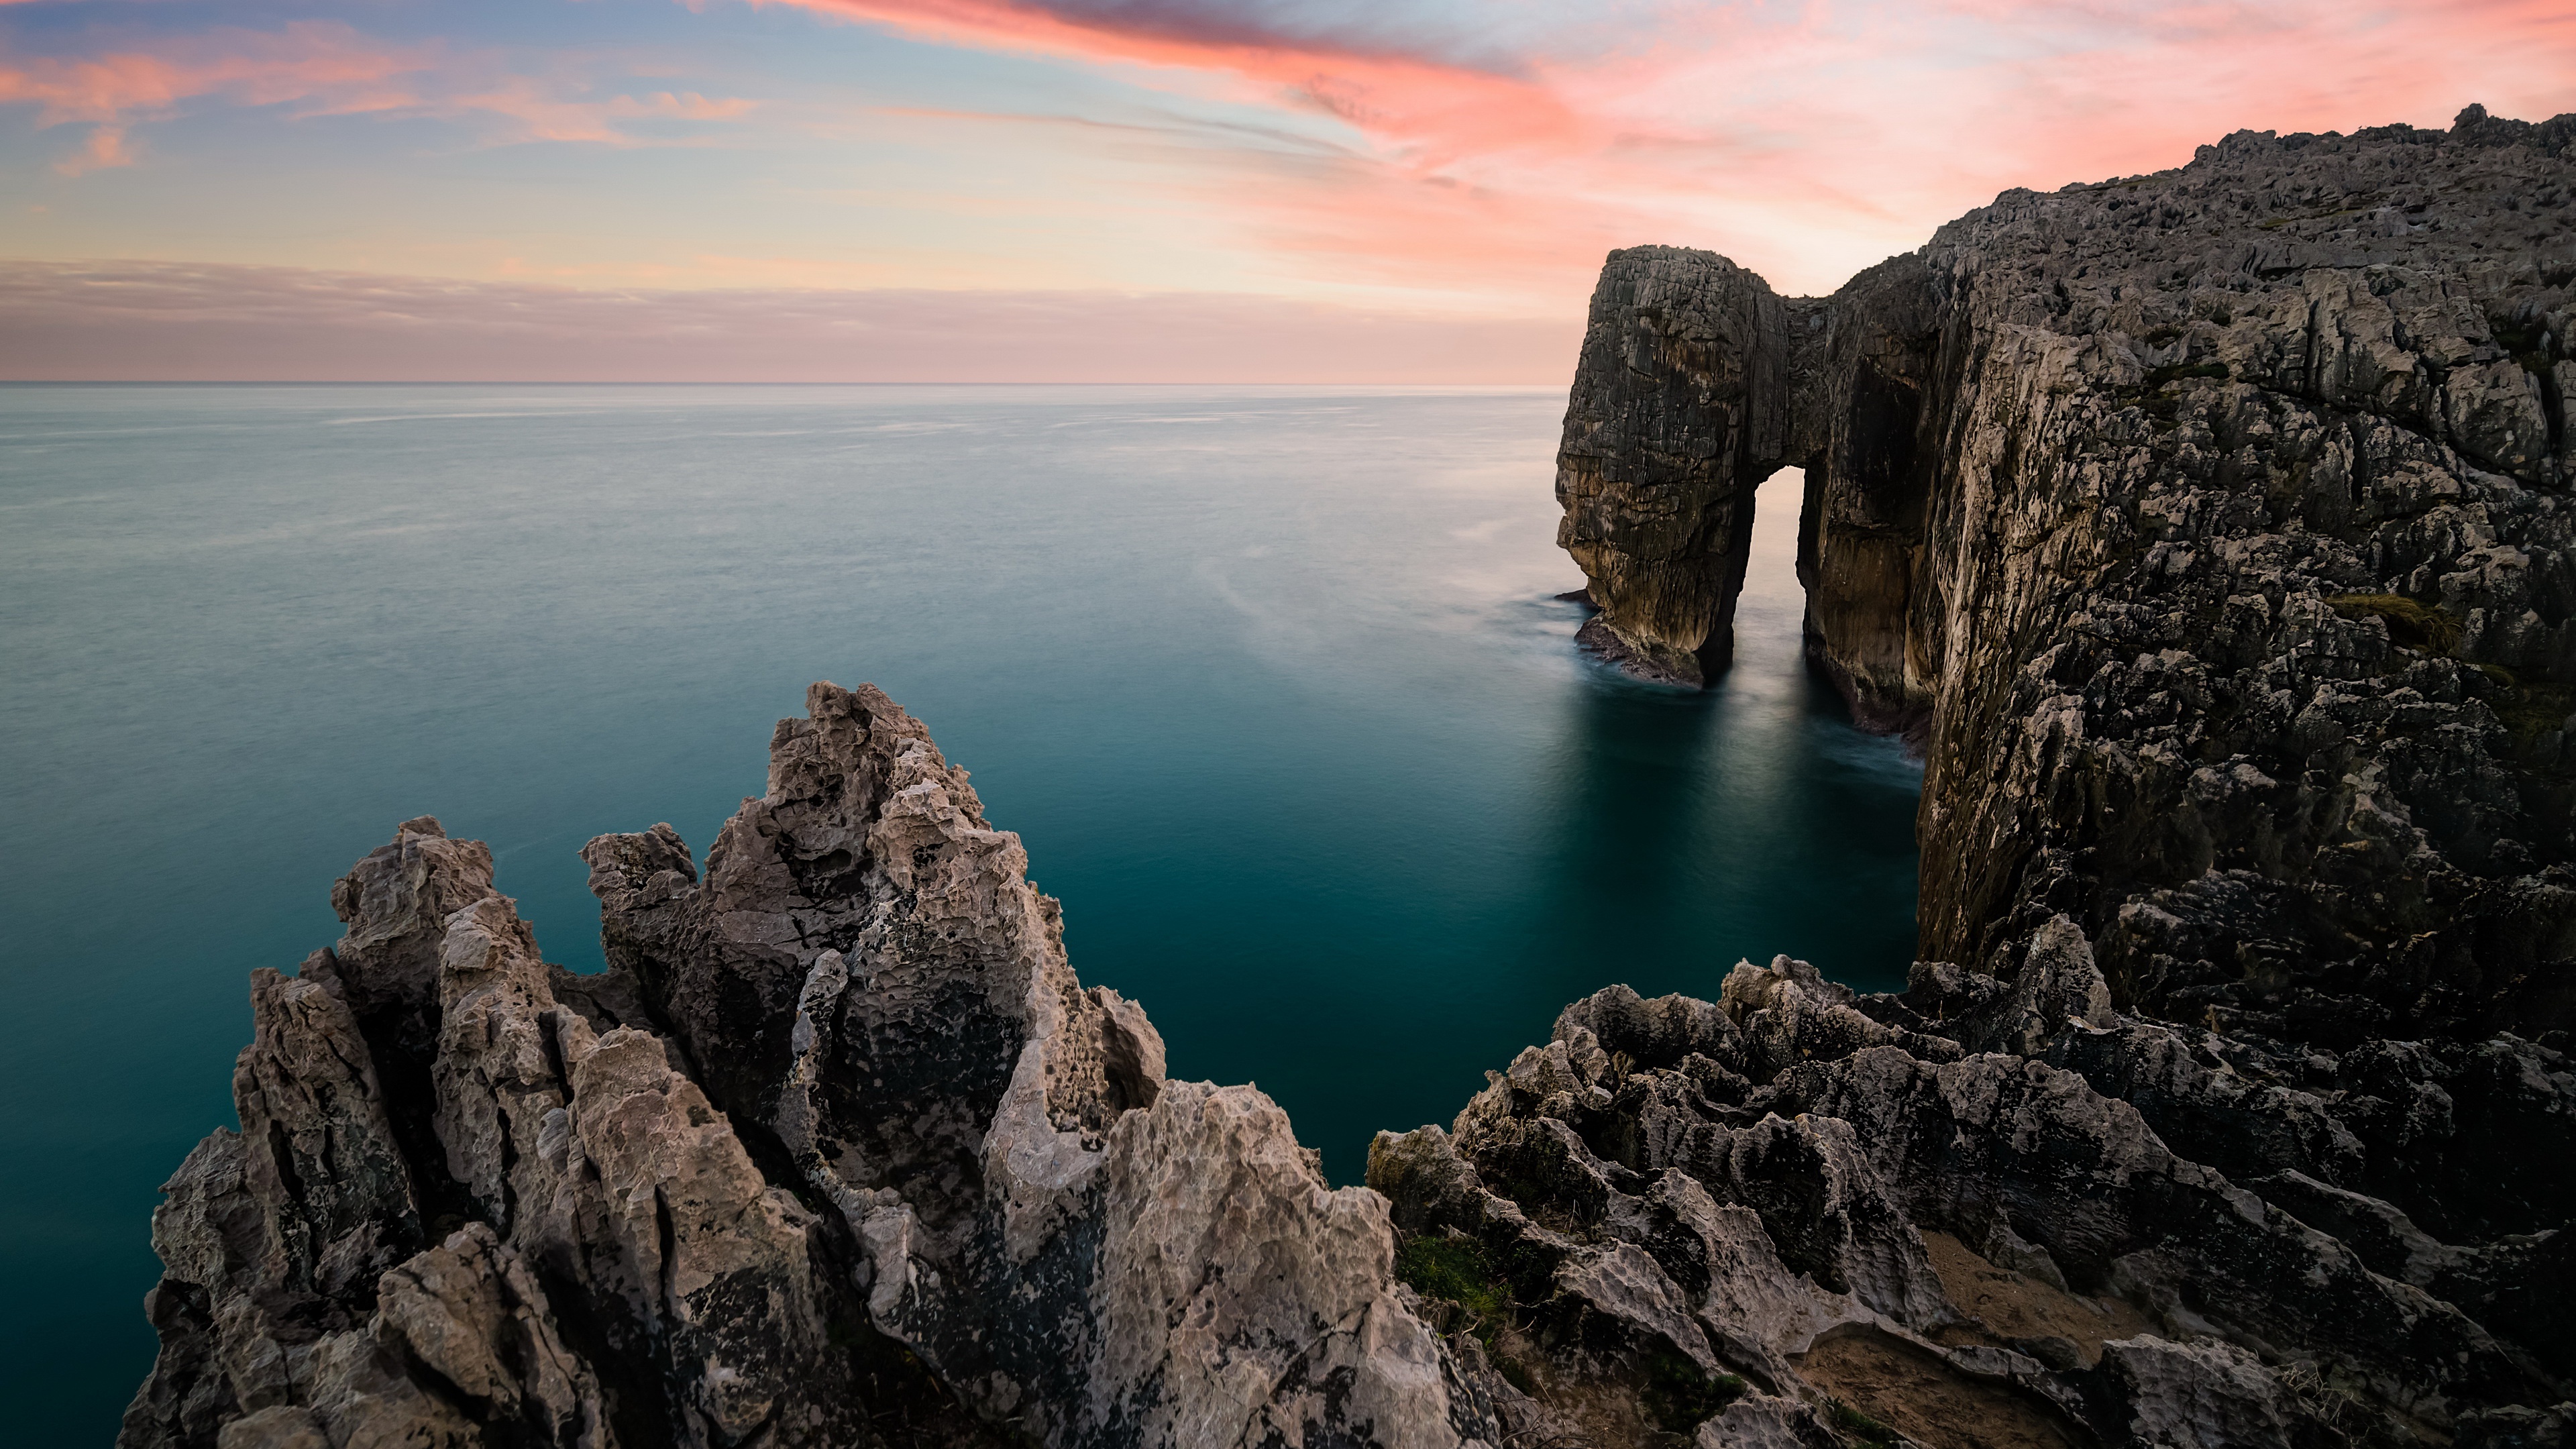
2326, 593, 2462, 654
1393, 1233, 1512, 1336
1638, 1343, 1747, 1433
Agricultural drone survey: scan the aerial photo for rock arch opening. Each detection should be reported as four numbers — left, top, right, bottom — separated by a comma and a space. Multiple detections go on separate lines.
1552, 245, 1938, 739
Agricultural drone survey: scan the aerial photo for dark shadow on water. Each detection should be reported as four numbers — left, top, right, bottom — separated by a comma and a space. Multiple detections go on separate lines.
1544, 673, 1729, 954
1515, 629, 1922, 1019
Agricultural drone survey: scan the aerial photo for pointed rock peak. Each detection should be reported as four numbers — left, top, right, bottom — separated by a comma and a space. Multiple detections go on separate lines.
322, 819, 499, 1022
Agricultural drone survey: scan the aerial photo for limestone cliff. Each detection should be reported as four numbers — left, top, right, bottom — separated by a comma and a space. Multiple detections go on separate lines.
1559, 106, 2576, 1041
123, 685, 1494, 1449
1369, 947, 2573, 1449
1494, 103, 2576, 1447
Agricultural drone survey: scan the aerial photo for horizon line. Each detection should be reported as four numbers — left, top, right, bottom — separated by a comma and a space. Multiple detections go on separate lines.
0, 378, 1571, 388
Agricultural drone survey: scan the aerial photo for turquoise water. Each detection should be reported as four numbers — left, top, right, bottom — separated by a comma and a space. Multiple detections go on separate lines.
0, 384, 1920, 1440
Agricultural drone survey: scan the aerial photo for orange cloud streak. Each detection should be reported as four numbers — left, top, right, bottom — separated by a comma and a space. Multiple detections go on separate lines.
758, 0, 2576, 298
788, 0, 1595, 163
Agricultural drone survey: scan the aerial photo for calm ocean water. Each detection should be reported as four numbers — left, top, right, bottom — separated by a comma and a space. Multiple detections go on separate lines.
0, 384, 1919, 1440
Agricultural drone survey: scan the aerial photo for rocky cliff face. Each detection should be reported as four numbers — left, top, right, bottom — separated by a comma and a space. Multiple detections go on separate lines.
1554, 251, 1807, 686
1560, 106, 2576, 1039
1370, 946, 2572, 1449
123, 684, 1495, 1449
123, 681, 2573, 1449
1509, 103, 2576, 1447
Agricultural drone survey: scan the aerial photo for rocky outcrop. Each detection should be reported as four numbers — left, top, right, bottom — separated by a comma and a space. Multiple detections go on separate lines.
125, 682, 2575, 1448
1367, 948, 2573, 1449
1556, 250, 1808, 685
1558, 106, 2576, 1041
123, 685, 1497, 1449
1505, 103, 2576, 1448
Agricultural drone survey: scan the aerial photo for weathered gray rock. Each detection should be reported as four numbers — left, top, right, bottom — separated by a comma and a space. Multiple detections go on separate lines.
1561, 107, 2576, 1045
1371, 957, 2569, 1447
2094, 1336, 2294, 1449
129, 688, 1491, 1449
582, 683, 1486, 1448
1556, 248, 1801, 685
1536, 109, 2576, 1440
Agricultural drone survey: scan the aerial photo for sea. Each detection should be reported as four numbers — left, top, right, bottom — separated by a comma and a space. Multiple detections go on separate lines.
0, 384, 1921, 1440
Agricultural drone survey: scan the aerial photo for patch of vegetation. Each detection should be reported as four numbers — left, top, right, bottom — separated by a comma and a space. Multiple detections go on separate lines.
2145, 361, 2232, 388
1393, 1234, 1512, 1341
1637, 1342, 1747, 1434
1395, 1235, 1556, 1401
2472, 662, 2519, 688
2326, 593, 2461, 653
2493, 682, 2576, 752
2210, 307, 2235, 326
1825, 1397, 1900, 1449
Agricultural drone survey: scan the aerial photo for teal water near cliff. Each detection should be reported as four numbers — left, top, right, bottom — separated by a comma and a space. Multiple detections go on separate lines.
0, 384, 1919, 1440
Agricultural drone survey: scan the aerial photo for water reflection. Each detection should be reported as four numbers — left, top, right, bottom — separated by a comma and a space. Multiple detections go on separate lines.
1538, 678, 1727, 957
1521, 470, 1921, 1006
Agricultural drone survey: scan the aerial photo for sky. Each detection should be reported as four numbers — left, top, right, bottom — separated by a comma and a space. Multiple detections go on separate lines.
0, 0, 2569, 380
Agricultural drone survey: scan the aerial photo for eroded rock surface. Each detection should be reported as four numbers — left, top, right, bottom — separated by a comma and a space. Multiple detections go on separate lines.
126, 690, 2573, 1448
1562, 107, 2576, 1039
1479, 107, 2576, 1447
1368, 948, 2571, 1449
125, 685, 1492, 1449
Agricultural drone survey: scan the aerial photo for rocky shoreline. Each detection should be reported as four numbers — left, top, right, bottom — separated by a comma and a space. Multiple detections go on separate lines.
125, 106, 2575, 1449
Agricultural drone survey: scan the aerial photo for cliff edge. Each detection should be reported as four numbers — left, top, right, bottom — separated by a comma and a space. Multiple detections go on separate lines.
1559, 105, 2576, 1042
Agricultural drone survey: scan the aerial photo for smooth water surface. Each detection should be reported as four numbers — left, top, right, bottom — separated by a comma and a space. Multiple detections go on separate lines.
0, 384, 1920, 1440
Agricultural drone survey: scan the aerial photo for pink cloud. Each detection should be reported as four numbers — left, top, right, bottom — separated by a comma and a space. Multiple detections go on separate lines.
7, 0, 2569, 321
50, 119, 128, 174
0, 22, 431, 125
788, 0, 1595, 161
759, 0, 2576, 297
0, 21, 761, 165
626, 90, 757, 120
0, 260, 1580, 382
